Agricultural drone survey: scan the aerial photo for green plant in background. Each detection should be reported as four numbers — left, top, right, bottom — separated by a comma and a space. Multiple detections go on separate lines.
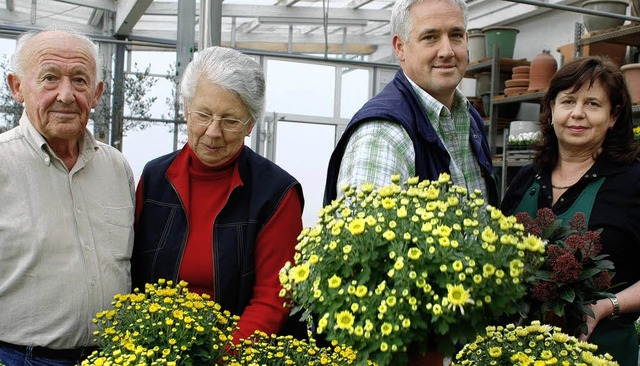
507, 131, 542, 147
280, 174, 546, 365
0, 55, 24, 133
0, 56, 158, 146
633, 126, 640, 141
635, 317, 640, 344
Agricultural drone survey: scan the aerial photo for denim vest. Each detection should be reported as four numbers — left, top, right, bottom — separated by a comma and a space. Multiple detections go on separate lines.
324, 70, 498, 205
132, 146, 303, 316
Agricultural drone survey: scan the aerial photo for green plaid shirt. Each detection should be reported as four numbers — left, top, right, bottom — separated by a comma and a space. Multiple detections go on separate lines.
337, 74, 487, 197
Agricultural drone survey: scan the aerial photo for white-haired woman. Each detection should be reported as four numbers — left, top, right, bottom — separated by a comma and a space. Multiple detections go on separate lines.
132, 46, 306, 342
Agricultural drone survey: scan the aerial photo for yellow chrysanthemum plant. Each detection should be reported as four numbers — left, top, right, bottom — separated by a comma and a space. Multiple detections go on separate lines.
82, 279, 239, 366
230, 331, 376, 365
453, 320, 619, 366
279, 174, 546, 366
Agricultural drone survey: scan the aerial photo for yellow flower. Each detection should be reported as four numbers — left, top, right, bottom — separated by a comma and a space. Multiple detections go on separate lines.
446, 283, 474, 315
335, 310, 355, 330
380, 322, 392, 335
407, 247, 422, 260
347, 218, 366, 235
292, 263, 311, 283
382, 230, 396, 241
355, 285, 368, 298
489, 346, 502, 358
328, 275, 342, 289
481, 226, 498, 244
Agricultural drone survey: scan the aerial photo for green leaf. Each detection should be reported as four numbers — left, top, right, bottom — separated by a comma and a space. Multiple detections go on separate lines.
558, 287, 576, 303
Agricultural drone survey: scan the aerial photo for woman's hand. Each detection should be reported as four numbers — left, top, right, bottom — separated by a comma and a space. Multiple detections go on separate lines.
579, 298, 614, 341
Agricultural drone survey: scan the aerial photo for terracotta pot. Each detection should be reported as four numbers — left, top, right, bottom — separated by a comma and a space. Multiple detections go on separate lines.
512, 65, 530, 74
505, 78, 529, 88
512, 72, 529, 80
407, 351, 446, 366
505, 86, 529, 95
528, 50, 558, 91
621, 63, 640, 104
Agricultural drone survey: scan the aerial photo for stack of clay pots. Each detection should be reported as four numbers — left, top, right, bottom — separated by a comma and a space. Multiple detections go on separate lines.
504, 65, 530, 96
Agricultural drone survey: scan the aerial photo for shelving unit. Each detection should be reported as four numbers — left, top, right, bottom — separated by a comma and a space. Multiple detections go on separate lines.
466, 45, 530, 155
469, 24, 640, 197
467, 45, 538, 197
573, 23, 640, 59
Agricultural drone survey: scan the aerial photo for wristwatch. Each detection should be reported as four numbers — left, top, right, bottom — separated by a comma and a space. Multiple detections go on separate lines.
607, 295, 620, 319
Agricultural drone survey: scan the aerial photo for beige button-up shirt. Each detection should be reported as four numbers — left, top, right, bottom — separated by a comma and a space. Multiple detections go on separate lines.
0, 115, 135, 349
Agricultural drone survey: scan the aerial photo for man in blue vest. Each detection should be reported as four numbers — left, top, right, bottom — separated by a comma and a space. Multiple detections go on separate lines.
324, 0, 498, 205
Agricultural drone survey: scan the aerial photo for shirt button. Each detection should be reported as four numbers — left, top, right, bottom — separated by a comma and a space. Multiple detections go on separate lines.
560, 198, 565, 202
77, 208, 82, 215
44, 157, 50, 164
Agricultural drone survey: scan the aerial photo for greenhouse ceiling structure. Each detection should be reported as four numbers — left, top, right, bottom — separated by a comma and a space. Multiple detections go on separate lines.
0, 0, 610, 63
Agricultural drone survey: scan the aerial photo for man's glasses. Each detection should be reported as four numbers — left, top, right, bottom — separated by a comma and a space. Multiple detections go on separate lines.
188, 110, 252, 132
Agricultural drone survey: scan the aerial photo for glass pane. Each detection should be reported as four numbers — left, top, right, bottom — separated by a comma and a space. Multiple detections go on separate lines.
265, 59, 335, 117
340, 67, 370, 119
123, 123, 186, 183
274, 120, 336, 227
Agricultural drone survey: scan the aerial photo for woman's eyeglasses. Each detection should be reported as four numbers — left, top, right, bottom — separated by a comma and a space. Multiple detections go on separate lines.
188, 110, 252, 132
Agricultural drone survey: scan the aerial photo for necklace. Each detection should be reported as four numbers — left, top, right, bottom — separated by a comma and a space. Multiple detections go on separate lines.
551, 183, 573, 189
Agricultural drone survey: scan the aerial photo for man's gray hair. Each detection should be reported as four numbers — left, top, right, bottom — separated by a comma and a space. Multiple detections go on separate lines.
391, 0, 469, 42
11, 28, 102, 85
180, 46, 265, 123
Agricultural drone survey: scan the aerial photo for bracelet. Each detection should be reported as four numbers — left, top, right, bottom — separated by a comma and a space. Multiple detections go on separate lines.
607, 295, 620, 319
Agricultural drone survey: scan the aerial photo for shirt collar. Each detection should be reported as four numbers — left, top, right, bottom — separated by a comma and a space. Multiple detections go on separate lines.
19, 112, 97, 168
403, 71, 470, 120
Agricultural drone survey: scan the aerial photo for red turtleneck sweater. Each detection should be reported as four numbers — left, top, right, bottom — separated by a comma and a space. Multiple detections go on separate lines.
177, 145, 303, 342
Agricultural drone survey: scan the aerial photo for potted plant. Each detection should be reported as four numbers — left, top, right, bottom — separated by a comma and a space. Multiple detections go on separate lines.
280, 174, 546, 365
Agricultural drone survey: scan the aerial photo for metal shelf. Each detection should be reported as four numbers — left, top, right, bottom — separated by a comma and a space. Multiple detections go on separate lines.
575, 24, 640, 46
492, 91, 545, 104
466, 58, 530, 76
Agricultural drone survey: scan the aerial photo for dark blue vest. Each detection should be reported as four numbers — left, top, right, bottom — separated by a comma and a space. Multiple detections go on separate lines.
324, 70, 498, 205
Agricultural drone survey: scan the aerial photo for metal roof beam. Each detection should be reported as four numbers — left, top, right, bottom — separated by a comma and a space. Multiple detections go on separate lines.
115, 0, 153, 36
146, 3, 390, 22
347, 0, 375, 9
0, 8, 97, 33
54, 0, 115, 12
131, 28, 388, 46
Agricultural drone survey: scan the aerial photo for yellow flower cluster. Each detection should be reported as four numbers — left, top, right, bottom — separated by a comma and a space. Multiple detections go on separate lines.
230, 331, 377, 365
83, 279, 239, 366
82, 280, 372, 366
279, 174, 546, 366
454, 320, 619, 366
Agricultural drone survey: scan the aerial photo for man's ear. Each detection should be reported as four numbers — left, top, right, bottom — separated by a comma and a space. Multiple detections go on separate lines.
91, 81, 104, 108
392, 35, 406, 62
7, 73, 24, 103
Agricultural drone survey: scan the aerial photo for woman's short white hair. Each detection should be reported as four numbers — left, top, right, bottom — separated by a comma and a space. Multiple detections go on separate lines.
180, 46, 265, 123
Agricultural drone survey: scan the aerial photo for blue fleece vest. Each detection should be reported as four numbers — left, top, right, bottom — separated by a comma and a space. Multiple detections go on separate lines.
324, 70, 498, 205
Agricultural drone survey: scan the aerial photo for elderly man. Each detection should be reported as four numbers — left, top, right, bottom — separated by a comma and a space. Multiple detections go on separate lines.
0, 29, 135, 366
